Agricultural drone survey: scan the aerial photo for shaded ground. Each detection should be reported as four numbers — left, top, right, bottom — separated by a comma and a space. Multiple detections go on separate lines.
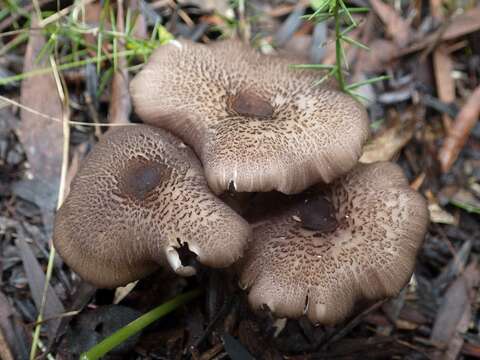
0, 0, 480, 359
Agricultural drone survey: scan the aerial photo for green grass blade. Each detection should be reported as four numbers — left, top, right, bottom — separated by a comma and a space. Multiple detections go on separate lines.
345, 75, 390, 91
80, 290, 202, 360
290, 64, 336, 70
340, 22, 356, 36
313, 67, 337, 86
346, 89, 370, 103
0, 31, 29, 57
341, 35, 369, 50
450, 200, 480, 215
338, 0, 356, 26
340, 7, 370, 14
0, 49, 149, 86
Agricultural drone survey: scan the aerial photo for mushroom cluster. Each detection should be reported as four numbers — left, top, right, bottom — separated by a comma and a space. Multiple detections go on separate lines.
54, 39, 429, 325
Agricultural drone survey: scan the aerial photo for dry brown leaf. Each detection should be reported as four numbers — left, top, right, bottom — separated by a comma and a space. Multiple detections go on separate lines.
283, 34, 312, 62
108, 1, 131, 124
428, 203, 457, 225
430, 0, 445, 20
355, 39, 399, 74
178, 0, 231, 17
130, 0, 148, 40
438, 84, 480, 172
0, 325, 14, 360
17, 18, 63, 231
451, 189, 480, 210
83, 2, 105, 49
114, 281, 138, 304
410, 172, 426, 191
399, 7, 480, 56
425, 190, 458, 225
433, 45, 455, 130
360, 119, 415, 163
15, 236, 65, 342
369, 0, 412, 47
431, 262, 480, 359
64, 142, 89, 197
462, 342, 480, 357
0, 290, 27, 359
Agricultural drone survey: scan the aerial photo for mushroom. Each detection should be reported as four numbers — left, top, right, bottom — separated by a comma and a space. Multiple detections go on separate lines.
130, 40, 369, 195
53, 125, 251, 288
239, 162, 429, 325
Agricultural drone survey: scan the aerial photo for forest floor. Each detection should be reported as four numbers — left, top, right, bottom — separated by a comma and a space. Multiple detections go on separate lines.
0, 0, 479, 359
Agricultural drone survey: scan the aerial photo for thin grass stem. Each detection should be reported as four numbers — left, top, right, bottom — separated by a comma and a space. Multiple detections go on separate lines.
80, 290, 202, 360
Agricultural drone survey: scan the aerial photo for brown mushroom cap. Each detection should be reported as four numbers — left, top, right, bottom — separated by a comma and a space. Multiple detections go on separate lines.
53, 125, 251, 288
239, 162, 428, 325
130, 40, 369, 195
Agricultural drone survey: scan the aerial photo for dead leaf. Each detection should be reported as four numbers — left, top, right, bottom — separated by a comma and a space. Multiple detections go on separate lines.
64, 142, 89, 197
431, 262, 480, 359
410, 172, 426, 191
178, 0, 231, 17
428, 203, 457, 225
114, 281, 138, 304
0, 327, 14, 360
430, 0, 444, 20
274, 3, 307, 46
462, 342, 480, 357
433, 45, 455, 130
0, 0, 50, 32
17, 18, 63, 233
108, 0, 131, 124
450, 189, 480, 212
15, 237, 65, 342
355, 39, 399, 74
283, 34, 312, 62
360, 119, 415, 163
130, 0, 148, 40
0, 291, 28, 360
83, 2, 104, 48
399, 7, 480, 57
438, 84, 480, 172
370, 0, 412, 47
